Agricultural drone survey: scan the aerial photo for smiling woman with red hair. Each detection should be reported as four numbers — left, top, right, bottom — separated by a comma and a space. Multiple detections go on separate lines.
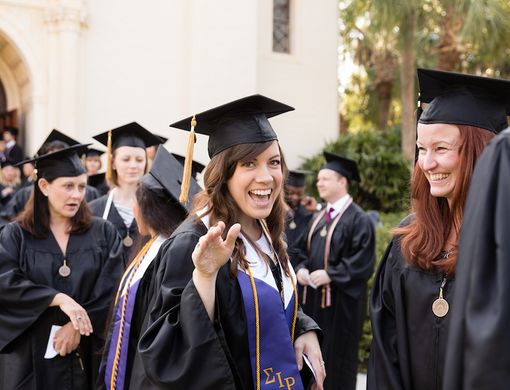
368, 68, 509, 390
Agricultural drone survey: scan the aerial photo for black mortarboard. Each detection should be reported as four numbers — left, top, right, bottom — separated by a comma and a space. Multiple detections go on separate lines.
19, 144, 88, 180
84, 147, 105, 157
1, 160, 15, 169
171, 153, 205, 179
93, 122, 163, 150
322, 152, 360, 182
36, 129, 80, 156
169, 94, 294, 203
3, 126, 19, 137
287, 170, 311, 187
93, 122, 164, 184
88, 172, 106, 187
170, 94, 294, 158
418, 68, 510, 133
141, 146, 201, 212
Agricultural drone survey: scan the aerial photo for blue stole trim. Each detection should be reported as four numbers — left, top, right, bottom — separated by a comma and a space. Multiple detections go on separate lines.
104, 277, 141, 389
238, 271, 303, 389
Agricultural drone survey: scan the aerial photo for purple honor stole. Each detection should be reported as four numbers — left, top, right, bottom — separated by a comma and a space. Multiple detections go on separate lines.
105, 236, 164, 390
237, 230, 303, 390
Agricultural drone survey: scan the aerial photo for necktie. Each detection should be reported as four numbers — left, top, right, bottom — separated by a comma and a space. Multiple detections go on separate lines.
325, 207, 335, 223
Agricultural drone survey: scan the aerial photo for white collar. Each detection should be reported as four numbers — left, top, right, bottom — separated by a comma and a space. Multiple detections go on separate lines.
326, 193, 350, 219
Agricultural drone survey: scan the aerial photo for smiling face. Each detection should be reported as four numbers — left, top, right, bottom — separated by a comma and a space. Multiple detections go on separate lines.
226, 141, 283, 227
112, 146, 147, 186
285, 185, 305, 209
39, 174, 88, 219
416, 123, 461, 205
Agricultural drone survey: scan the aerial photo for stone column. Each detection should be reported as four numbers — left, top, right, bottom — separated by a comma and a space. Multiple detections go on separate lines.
44, 1, 87, 138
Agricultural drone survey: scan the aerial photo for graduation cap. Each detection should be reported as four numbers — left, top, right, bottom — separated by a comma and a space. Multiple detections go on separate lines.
1, 160, 15, 169
287, 170, 311, 187
84, 147, 105, 158
88, 172, 106, 187
169, 94, 294, 203
36, 129, 80, 156
19, 144, 89, 180
93, 122, 164, 184
322, 152, 360, 183
140, 146, 201, 212
418, 68, 510, 133
2, 126, 19, 137
171, 153, 205, 179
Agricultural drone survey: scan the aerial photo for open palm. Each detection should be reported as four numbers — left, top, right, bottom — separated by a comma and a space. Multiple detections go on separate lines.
192, 221, 241, 277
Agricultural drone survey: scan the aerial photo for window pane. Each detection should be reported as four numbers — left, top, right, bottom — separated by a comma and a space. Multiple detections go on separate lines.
273, 0, 290, 53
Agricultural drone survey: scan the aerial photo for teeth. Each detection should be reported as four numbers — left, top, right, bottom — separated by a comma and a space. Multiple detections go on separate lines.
250, 189, 272, 196
430, 173, 449, 181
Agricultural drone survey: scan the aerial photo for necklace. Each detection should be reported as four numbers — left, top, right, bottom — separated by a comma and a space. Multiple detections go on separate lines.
432, 276, 449, 317
58, 259, 71, 277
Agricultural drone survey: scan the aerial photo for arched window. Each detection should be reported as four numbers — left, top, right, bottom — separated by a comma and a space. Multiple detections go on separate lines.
273, 0, 291, 54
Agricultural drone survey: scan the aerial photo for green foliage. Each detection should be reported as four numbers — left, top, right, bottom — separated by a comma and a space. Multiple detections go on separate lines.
358, 211, 408, 371
299, 126, 410, 212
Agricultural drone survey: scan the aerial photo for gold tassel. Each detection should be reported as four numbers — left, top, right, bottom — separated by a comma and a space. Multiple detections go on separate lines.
179, 115, 197, 204
105, 130, 113, 184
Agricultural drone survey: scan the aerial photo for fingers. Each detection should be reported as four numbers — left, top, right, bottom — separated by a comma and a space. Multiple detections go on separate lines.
224, 223, 241, 249
70, 308, 93, 336
309, 353, 326, 389
294, 339, 304, 371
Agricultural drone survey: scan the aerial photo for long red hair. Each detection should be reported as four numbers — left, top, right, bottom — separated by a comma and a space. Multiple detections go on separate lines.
395, 125, 494, 274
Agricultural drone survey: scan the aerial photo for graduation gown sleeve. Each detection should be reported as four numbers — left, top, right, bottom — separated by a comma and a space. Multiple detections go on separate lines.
0, 222, 59, 352
367, 240, 405, 390
443, 129, 510, 390
138, 222, 237, 389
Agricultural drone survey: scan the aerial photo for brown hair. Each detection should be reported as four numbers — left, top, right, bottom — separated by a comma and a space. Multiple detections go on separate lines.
192, 141, 290, 276
107, 147, 148, 188
17, 179, 92, 239
135, 180, 187, 237
395, 125, 494, 274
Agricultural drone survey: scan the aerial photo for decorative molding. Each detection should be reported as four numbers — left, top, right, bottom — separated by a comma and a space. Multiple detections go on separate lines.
44, 5, 88, 32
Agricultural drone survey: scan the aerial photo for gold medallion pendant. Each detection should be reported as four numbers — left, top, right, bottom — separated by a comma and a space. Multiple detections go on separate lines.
432, 297, 449, 317
59, 260, 71, 277
123, 235, 134, 247
320, 226, 327, 237
432, 277, 449, 317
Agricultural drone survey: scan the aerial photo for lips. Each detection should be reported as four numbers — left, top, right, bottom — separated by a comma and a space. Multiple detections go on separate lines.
248, 189, 272, 205
430, 173, 449, 180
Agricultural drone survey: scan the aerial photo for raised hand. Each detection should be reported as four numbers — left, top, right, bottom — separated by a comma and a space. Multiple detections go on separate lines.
192, 221, 241, 278
192, 222, 241, 321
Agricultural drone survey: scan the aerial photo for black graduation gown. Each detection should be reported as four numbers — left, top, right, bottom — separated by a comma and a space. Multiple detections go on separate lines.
0, 184, 100, 220
442, 129, 510, 390
368, 221, 455, 390
297, 202, 375, 390
0, 218, 124, 390
137, 218, 321, 390
285, 205, 314, 269
89, 194, 140, 265
88, 175, 110, 196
